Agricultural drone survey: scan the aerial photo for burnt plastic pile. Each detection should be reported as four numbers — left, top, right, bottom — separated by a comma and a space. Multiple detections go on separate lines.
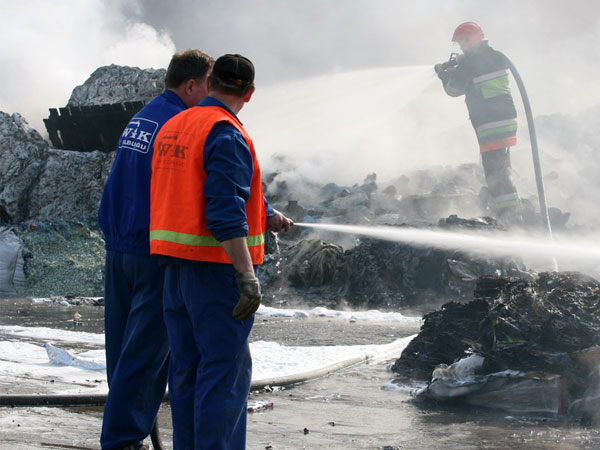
393, 271, 600, 378
261, 216, 533, 311
392, 271, 600, 419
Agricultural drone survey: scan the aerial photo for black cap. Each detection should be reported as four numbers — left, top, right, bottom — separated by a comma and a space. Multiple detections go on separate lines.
212, 54, 255, 89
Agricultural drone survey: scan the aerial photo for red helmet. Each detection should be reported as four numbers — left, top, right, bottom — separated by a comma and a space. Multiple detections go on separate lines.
452, 22, 485, 50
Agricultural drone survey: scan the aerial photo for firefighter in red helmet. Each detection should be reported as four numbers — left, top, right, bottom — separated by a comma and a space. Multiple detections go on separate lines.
452, 21, 485, 51
435, 22, 523, 225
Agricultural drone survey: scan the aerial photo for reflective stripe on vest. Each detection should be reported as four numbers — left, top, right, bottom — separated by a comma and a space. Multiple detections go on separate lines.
473, 69, 510, 99
149, 229, 264, 248
150, 106, 266, 264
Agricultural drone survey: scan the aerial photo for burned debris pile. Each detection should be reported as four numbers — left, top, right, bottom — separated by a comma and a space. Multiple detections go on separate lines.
0, 63, 594, 307
261, 214, 534, 311
391, 271, 600, 419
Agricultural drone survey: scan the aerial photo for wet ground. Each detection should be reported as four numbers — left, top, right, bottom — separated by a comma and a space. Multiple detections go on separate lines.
2, 298, 600, 449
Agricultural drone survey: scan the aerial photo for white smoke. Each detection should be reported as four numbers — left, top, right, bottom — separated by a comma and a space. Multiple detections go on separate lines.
2, 0, 599, 230
243, 65, 474, 185
0, 0, 175, 133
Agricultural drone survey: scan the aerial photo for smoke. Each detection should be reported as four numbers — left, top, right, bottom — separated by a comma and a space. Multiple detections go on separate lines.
130, 0, 600, 114
2, 0, 599, 229
4, 0, 600, 131
0, 0, 175, 133
243, 65, 475, 184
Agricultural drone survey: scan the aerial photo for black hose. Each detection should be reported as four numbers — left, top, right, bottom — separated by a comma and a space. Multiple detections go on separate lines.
500, 52, 554, 238
0, 393, 166, 450
0, 393, 109, 406
150, 420, 164, 450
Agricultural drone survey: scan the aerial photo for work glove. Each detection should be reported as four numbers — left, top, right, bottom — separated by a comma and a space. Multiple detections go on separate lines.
233, 271, 262, 320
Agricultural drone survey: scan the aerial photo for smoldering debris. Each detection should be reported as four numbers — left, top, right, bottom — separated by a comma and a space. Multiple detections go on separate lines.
391, 271, 600, 421
260, 215, 535, 311
0, 63, 597, 313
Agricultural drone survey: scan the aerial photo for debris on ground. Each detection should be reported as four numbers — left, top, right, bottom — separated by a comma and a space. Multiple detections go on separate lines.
391, 271, 600, 421
247, 400, 274, 413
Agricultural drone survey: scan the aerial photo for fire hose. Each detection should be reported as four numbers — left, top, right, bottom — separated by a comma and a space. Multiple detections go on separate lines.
500, 52, 554, 239
502, 52, 559, 271
0, 355, 373, 450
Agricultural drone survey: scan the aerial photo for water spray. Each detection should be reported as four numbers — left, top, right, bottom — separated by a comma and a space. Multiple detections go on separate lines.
293, 222, 600, 264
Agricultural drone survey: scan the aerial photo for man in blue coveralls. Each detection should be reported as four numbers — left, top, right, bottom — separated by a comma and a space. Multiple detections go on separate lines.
98, 49, 214, 450
149, 54, 291, 449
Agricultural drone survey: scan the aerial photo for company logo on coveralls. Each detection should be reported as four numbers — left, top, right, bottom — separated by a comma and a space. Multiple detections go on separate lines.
120, 118, 159, 154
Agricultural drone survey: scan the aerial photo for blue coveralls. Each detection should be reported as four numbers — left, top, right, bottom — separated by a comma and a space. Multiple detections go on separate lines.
159, 97, 272, 450
98, 90, 189, 450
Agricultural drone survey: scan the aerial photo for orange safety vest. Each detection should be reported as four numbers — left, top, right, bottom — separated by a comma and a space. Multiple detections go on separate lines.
149, 106, 266, 264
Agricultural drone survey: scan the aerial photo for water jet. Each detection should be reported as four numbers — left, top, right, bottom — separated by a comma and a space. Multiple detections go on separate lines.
294, 222, 600, 270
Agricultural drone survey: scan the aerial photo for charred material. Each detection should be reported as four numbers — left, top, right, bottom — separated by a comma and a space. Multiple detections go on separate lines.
261, 216, 533, 311
392, 272, 600, 419
260, 239, 349, 307
393, 272, 600, 379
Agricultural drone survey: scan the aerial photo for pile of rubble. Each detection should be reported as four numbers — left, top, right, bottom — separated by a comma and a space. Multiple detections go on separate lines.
260, 215, 534, 311
391, 271, 600, 421
0, 112, 113, 225
67, 65, 165, 107
0, 64, 593, 309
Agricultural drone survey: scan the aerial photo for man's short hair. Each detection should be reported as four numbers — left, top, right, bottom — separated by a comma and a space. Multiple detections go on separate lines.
165, 49, 214, 89
210, 54, 255, 96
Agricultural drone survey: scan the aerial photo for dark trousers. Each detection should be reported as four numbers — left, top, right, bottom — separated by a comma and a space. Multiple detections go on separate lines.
163, 262, 253, 450
481, 147, 521, 214
101, 250, 169, 450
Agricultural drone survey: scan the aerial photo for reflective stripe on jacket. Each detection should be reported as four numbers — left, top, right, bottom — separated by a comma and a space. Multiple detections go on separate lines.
149, 106, 266, 264
491, 192, 520, 210
472, 69, 511, 99
476, 118, 518, 152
